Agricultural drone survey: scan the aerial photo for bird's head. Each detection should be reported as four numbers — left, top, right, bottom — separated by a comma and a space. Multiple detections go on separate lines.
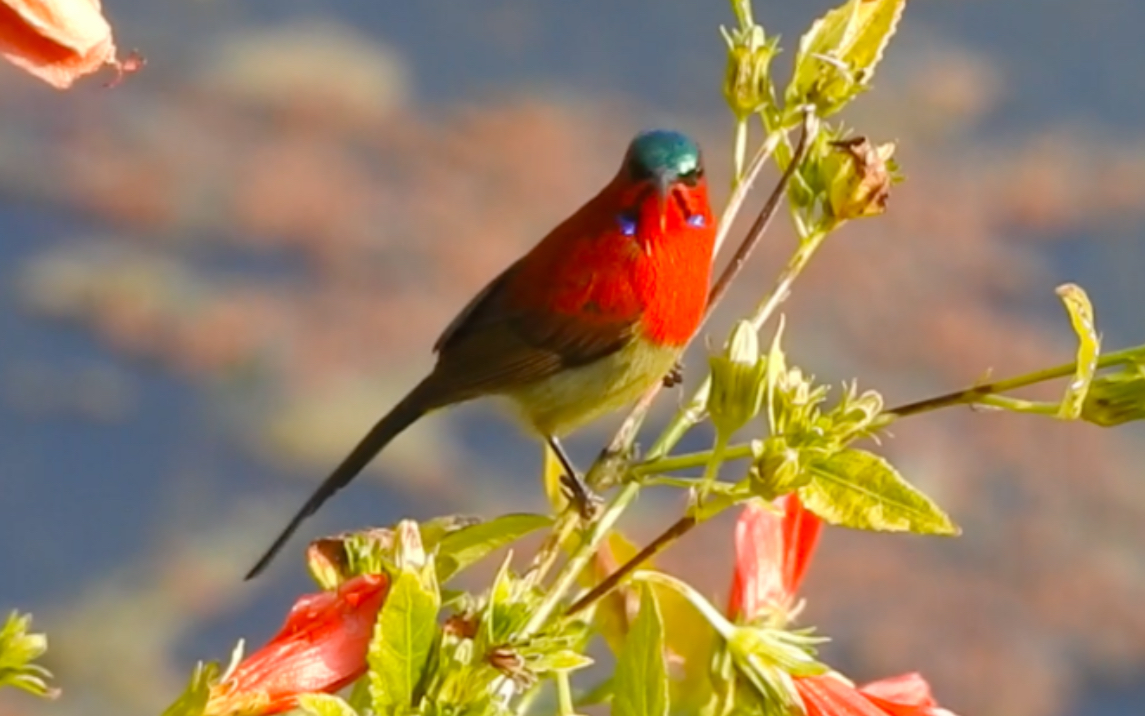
621, 129, 709, 234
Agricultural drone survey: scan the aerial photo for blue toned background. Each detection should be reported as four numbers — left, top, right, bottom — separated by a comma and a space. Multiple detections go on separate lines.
1, 2, 1144, 715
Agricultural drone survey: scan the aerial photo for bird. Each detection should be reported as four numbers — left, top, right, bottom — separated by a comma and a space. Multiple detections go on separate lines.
246, 129, 718, 579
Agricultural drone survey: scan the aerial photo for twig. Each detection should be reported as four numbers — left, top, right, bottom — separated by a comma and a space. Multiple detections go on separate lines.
566, 515, 696, 616
885, 345, 1145, 418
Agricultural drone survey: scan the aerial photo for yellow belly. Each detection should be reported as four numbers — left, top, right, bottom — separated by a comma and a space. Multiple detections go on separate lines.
504, 338, 680, 437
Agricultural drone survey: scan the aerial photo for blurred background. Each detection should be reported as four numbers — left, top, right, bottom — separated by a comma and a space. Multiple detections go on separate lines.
1, 1, 1144, 715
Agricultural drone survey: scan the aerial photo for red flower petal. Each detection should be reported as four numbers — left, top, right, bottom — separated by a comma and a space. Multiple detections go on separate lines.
0, 0, 117, 88
796, 675, 888, 716
207, 573, 389, 716
859, 673, 958, 716
795, 673, 959, 716
728, 495, 822, 621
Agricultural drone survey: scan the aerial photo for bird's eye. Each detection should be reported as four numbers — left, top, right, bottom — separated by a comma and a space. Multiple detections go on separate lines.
617, 211, 638, 237
678, 166, 703, 187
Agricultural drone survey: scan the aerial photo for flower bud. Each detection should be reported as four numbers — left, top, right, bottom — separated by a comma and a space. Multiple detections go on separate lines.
721, 25, 779, 119
750, 437, 809, 501
394, 519, 427, 571
708, 320, 768, 438
1082, 363, 1145, 427
825, 136, 897, 221
726, 625, 826, 712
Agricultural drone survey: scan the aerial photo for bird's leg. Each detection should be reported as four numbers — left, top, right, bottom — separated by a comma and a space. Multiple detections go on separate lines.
547, 436, 604, 520
662, 360, 685, 388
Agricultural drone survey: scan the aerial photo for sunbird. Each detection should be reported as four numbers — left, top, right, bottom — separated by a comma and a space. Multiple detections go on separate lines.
247, 129, 718, 579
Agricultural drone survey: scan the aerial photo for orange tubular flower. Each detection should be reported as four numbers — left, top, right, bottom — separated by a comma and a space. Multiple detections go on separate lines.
728, 495, 821, 621
206, 573, 389, 716
728, 497, 958, 716
0, 0, 134, 88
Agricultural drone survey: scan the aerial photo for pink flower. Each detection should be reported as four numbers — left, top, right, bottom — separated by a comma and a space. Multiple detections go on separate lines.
728, 496, 958, 716
0, 0, 140, 88
206, 573, 389, 716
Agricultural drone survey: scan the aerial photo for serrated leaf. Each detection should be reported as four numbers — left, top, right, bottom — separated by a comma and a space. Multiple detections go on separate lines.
435, 513, 551, 584
368, 566, 440, 712
1056, 283, 1101, 420
801, 448, 959, 535
612, 586, 669, 716
0, 611, 59, 700
298, 693, 360, 716
161, 661, 219, 716
786, 0, 907, 115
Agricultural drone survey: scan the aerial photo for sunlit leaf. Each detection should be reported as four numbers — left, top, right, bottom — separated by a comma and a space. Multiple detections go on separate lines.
435, 513, 551, 584
1055, 283, 1101, 420
801, 448, 959, 535
612, 586, 669, 716
298, 693, 359, 716
368, 563, 440, 712
786, 0, 907, 116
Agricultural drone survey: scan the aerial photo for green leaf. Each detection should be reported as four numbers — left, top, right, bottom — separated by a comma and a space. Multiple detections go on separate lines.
435, 513, 552, 584
1056, 283, 1101, 420
611, 586, 669, 716
368, 563, 441, 712
298, 693, 360, 716
802, 448, 959, 535
530, 650, 594, 674
160, 661, 219, 716
0, 611, 59, 700
786, 0, 907, 116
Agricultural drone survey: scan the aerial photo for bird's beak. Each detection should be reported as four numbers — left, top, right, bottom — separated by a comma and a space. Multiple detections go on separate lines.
654, 175, 674, 233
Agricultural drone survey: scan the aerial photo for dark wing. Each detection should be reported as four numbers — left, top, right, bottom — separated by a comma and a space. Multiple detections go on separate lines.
425, 262, 638, 400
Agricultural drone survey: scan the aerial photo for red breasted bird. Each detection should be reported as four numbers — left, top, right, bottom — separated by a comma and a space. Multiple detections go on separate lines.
246, 129, 717, 579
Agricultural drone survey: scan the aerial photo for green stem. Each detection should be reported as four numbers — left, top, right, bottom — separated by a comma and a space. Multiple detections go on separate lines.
521, 482, 641, 636
633, 443, 757, 477
977, 394, 1058, 416
733, 120, 749, 184
556, 671, 576, 716
885, 345, 1145, 419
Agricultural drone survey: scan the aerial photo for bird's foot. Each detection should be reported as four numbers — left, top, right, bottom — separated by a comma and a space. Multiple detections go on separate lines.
662, 360, 685, 388
560, 472, 604, 521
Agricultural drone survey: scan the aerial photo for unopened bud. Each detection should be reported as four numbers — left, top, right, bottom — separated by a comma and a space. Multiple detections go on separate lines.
727, 626, 825, 713
708, 320, 768, 437
751, 437, 809, 500
1082, 364, 1145, 427
721, 25, 779, 119
825, 136, 897, 221
394, 519, 427, 571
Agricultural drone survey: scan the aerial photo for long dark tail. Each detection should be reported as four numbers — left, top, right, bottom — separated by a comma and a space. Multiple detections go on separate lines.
244, 382, 433, 580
